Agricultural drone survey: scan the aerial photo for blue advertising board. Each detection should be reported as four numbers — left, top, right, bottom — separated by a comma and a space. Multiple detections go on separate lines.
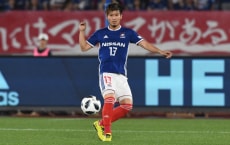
0, 57, 229, 107
145, 58, 230, 107
0, 57, 100, 106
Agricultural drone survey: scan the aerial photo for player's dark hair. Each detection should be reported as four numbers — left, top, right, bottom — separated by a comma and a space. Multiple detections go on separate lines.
106, 3, 124, 15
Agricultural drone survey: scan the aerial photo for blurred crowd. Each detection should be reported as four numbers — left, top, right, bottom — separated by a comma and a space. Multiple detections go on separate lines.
0, 0, 229, 12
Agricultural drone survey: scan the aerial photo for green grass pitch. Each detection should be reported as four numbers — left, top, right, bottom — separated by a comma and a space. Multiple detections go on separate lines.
0, 117, 229, 145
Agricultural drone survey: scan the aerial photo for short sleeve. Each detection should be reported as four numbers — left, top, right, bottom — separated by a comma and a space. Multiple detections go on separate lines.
87, 31, 99, 47
129, 29, 143, 44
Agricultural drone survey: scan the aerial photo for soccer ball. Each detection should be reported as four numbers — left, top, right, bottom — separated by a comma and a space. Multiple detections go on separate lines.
81, 95, 101, 115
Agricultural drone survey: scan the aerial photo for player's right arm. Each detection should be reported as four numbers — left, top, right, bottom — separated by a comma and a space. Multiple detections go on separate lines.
79, 22, 92, 51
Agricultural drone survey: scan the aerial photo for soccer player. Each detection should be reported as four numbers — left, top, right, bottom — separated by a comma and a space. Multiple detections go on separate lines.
79, 3, 172, 142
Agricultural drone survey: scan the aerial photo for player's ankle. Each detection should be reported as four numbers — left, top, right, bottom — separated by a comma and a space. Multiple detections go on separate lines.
99, 120, 103, 126
104, 125, 111, 134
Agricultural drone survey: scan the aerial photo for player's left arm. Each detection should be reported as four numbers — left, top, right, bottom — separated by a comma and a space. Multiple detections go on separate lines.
138, 40, 172, 58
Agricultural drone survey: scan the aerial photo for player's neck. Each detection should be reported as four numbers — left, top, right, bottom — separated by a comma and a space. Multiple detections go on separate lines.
108, 25, 121, 31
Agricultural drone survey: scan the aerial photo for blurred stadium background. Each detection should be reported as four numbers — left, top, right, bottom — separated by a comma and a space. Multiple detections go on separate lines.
0, 0, 230, 118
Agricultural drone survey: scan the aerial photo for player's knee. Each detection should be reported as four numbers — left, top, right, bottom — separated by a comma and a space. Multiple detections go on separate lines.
120, 104, 133, 112
104, 96, 115, 104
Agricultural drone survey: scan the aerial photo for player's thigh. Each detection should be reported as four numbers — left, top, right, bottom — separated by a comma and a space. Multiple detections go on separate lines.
99, 73, 116, 98
99, 73, 132, 102
115, 75, 133, 103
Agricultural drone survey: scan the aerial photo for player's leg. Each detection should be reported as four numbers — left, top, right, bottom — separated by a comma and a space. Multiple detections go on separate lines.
95, 98, 132, 141
94, 73, 116, 141
111, 74, 133, 122
101, 93, 115, 141
111, 97, 133, 123
93, 93, 115, 141
102, 93, 115, 134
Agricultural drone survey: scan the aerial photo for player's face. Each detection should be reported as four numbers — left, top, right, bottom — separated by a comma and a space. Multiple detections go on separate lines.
107, 10, 122, 29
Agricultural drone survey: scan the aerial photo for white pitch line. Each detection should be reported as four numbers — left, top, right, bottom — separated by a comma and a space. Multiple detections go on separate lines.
0, 128, 93, 132
0, 128, 229, 134
115, 130, 230, 134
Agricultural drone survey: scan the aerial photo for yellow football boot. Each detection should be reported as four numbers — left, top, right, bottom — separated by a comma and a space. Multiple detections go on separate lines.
103, 133, 112, 142
93, 120, 104, 141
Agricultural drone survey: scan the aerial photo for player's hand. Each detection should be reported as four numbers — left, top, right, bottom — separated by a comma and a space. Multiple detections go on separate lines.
79, 21, 86, 31
159, 50, 172, 58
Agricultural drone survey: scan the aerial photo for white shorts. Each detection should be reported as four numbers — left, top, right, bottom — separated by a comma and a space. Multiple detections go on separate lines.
99, 73, 132, 102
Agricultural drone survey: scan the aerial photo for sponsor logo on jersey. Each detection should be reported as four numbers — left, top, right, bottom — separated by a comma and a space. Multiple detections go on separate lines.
101, 42, 126, 47
120, 33, 125, 38
103, 35, 109, 39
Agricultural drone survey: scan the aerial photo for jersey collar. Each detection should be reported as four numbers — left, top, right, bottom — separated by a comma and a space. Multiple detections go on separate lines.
108, 25, 121, 31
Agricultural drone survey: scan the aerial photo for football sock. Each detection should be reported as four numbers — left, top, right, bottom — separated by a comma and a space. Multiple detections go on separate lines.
111, 104, 133, 122
102, 97, 115, 134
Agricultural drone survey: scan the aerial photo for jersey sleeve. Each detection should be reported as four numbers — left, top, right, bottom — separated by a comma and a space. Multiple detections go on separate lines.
129, 29, 144, 44
86, 31, 99, 47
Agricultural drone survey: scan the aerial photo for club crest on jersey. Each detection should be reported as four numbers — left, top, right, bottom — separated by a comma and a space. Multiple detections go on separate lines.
120, 33, 125, 38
